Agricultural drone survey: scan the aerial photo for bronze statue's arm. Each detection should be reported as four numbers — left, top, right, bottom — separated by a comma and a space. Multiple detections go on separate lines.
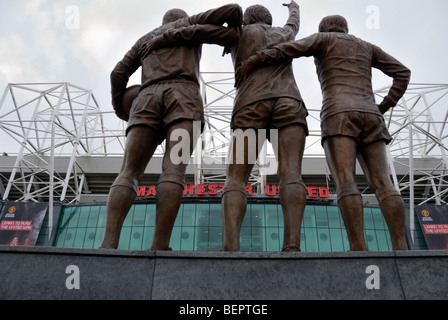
283, 1, 300, 37
236, 33, 323, 86
373, 47, 411, 114
140, 25, 240, 60
110, 43, 141, 121
189, 3, 243, 27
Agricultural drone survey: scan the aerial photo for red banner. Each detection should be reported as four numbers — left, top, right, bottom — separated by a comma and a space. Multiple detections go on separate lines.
423, 224, 448, 235
0, 220, 33, 231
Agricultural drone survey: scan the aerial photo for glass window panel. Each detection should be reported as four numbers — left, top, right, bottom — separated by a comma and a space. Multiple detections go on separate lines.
59, 207, 72, 227
62, 229, 76, 248
265, 205, 279, 227
123, 206, 134, 227
251, 227, 264, 252
142, 226, 155, 250
94, 228, 104, 249
384, 231, 392, 250
208, 226, 223, 251
341, 229, 350, 251
242, 209, 251, 227
83, 228, 97, 249
172, 205, 184, 227
170, 226, 182, 251
278, 208, 284, 228
365, 230, 379, 251
195, 227, 209, 251
315, 206, 329, 227
317, 228, 331, 252
97, 206, 107, 227
278, 227, 284, 249
329, 229, 345, 252
67, 207, 81, 228
133, 205, 146, 226
77, 206, 90, 228
372, 207, 386, 230
145, 204, 156, 227
363, 208, 375, 230
302, 227, 318, 252
118, 227, 131, 250
55, 228, 68, 247
73, 228, 87, 248
266, 227, 280, 252
327, 206, 343, 228
240, 227, 252, 251
87, 206, 100, 227
250, 204, 264, 227
197, 204, 210, 227
129, 226, 144, 250
182, 204, 196, 227
209, 204, 222, 227
180, 226, 195, 251
376, 230, 392, 251
303, 206, 316, 228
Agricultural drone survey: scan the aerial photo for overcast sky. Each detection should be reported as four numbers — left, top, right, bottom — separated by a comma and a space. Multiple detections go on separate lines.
1, 0, 448, 154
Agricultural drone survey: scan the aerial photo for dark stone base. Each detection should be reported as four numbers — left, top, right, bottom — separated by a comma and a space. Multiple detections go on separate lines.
1, 246, 447, 300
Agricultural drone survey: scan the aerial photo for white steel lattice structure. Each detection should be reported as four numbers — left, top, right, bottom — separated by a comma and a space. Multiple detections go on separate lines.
379, 83, 448, 205
0, 83, 126, 203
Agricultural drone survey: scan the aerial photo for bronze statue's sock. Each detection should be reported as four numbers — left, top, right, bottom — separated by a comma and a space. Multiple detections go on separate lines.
338, 194, 368, 251
279, 183, 306, 252
151, 182, 183, 250
222, 189, 247, 251
379, 195, 408, 250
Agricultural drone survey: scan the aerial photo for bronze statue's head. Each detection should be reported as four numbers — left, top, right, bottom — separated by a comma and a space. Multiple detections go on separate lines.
318, 15, 349, 33
162, 8, 188, 24
243, 5, 272, 26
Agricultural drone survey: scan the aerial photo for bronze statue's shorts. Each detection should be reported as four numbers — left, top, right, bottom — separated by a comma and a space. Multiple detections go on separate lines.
231, 98, 308, 135
126, 80, 204, 141
321, 111, 392, 146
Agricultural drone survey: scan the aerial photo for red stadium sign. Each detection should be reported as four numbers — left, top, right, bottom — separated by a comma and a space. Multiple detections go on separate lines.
137, 184, 331, 199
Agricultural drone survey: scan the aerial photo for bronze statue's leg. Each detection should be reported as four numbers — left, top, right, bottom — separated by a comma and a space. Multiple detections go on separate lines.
222, 129, 260, 251
357, 141, 408, 250
101, 126, 159, 249
276, 124, 307, 252
151, 120, 196, 250
323, 136, 368, 251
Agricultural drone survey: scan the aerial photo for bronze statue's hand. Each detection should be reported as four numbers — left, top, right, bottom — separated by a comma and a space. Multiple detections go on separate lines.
378, 104, 389, 115
283, 0, 297, 8
139, 36, 164, 60
226, 8, 243, 28
235, 59, 254, 88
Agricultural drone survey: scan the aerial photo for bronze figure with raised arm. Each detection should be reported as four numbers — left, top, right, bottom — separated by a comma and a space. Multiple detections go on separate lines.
223, 1, 308, 252
142, 1, 308, 252
238, 15, 411, 251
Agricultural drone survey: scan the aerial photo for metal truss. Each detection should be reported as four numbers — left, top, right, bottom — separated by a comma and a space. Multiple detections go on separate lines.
378, 83, 448, 206
376, 83, 448, 242
0, 82, 126, 205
